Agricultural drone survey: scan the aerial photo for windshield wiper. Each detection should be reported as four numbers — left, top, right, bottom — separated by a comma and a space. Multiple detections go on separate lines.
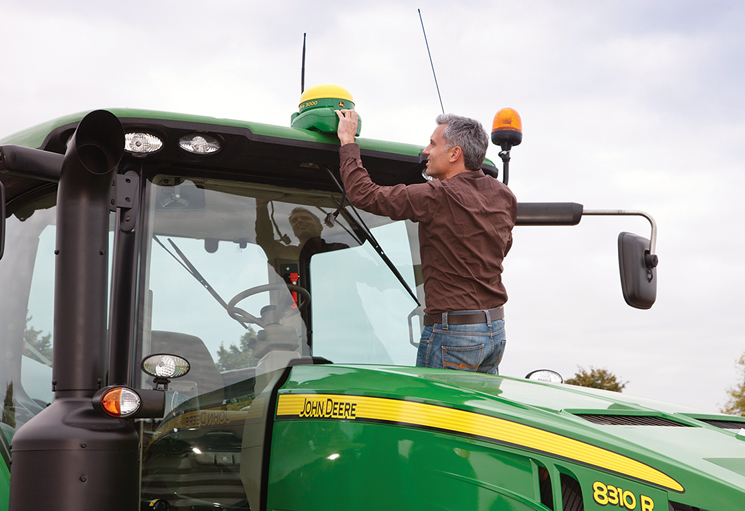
324, 167, 421, 307
153, 236, 250, 330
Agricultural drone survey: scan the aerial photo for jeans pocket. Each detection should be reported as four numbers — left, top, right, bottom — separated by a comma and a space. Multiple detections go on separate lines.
442, 344, 484, 371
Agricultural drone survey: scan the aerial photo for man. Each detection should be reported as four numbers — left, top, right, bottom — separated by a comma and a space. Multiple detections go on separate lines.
336, 109, 517, 374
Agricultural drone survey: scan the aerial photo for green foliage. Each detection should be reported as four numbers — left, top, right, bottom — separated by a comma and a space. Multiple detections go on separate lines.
24, 313, 52, 366
721, 353, 745, 417
565, 366, 627, 393
216, 327, 259, 371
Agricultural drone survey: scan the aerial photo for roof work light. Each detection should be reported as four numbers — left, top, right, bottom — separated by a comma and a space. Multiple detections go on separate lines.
291, 84, 362, 136
124, 132, 164, 154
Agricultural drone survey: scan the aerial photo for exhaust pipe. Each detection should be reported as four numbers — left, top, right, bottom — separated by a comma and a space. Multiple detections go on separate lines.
9, 111, 140, 511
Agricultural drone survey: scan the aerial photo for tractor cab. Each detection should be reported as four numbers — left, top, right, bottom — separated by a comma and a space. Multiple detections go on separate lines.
3, 88, 722, 511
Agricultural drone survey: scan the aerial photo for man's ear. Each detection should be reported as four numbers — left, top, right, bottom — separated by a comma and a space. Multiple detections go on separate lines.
448, 146, 462, 163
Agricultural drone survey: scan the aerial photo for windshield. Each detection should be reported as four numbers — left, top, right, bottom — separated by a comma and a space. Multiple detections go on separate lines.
137, 175, 422, 510
139, 176, 421, 374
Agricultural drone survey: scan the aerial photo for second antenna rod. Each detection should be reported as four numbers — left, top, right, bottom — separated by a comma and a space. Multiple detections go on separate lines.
418, 10, 445, 114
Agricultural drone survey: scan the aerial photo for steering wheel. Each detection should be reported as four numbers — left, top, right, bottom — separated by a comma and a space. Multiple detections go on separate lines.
227, 283, 310, 326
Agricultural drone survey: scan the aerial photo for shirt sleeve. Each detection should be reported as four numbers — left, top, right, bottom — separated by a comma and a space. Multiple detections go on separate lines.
339, 144, 440, 223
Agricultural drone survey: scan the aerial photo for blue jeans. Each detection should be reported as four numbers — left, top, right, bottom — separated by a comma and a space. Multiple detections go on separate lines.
416, 311, 506, 375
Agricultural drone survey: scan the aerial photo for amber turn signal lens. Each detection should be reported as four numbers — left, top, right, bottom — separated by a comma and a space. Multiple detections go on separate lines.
100, 387, 142, 417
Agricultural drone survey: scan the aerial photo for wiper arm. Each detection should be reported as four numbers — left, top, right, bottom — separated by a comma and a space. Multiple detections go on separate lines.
324, 167, 421, 307
153, 236, 249, 329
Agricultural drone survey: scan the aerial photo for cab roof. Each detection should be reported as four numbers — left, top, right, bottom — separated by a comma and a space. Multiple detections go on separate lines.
0, 108, 498, 208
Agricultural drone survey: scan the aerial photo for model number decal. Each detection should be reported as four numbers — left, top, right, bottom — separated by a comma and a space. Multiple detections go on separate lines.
593, 481, 655, 510
298, 397, 358, 420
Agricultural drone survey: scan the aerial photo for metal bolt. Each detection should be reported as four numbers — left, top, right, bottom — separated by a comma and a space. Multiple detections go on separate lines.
80, 476, 87, 482
80, 443, 87, 448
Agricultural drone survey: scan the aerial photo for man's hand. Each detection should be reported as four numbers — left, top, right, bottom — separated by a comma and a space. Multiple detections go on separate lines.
335, 109, 358, 146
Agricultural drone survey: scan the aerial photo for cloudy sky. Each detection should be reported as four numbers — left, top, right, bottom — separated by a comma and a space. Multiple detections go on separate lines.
3, 0, 745, 412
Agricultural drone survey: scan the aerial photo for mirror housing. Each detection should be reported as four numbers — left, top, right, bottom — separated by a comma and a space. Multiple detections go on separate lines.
618, 232, 657, 309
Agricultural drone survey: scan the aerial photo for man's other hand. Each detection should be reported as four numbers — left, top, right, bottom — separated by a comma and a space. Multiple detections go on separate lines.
335, 109, 358, 146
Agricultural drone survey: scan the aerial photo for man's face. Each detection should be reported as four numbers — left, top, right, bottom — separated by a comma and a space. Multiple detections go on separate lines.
422, 124, 452, 180
290, 210, 323, 241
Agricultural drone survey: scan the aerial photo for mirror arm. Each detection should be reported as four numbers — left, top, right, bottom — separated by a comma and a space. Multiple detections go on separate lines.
582, 209, 658, 267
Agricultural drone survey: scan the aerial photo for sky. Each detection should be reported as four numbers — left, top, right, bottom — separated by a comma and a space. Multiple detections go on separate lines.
2, 0, 745, 413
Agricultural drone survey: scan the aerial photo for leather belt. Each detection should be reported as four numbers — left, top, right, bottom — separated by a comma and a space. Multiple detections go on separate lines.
424, 307, 504, 327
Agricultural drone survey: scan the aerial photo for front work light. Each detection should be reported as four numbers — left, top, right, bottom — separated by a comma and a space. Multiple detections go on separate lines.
142, 353, 191, 390
142, 354, 190, 379
125, 132, 164, 154
179, 133, 221, 154
525, 369, 564, 384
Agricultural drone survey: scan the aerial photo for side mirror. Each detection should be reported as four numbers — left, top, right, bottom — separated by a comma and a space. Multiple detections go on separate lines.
0, 180, 5, 260
618, 232, 658, 309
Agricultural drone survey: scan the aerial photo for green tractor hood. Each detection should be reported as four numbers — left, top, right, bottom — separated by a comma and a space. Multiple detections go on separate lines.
273, 364, 745, 510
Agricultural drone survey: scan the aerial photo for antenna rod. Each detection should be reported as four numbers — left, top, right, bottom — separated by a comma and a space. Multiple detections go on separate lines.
301, 33, 307, 94
418, 9, 444, 114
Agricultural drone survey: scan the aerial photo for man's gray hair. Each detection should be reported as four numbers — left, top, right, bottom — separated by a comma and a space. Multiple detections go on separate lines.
436, 114, 489, 171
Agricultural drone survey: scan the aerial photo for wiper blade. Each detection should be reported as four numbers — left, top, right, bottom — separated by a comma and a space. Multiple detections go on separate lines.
153, 235, 249, 329
324, 167, 421, 307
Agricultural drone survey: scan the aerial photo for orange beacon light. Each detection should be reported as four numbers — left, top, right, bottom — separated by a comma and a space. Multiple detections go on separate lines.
491, 108, 522, 185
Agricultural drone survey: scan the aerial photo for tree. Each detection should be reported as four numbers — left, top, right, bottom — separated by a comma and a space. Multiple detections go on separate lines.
721, 353, 745, 417
565, 366, 627, 392
23, 313, 53, 366
2, 383, 14, 428
216, 327, 259, 371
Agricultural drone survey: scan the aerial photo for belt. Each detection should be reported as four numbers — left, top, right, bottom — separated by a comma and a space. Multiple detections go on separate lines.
424, 307, 504, 327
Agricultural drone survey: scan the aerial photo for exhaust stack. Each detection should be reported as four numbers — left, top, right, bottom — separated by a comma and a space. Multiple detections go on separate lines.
9, 111, 140, 511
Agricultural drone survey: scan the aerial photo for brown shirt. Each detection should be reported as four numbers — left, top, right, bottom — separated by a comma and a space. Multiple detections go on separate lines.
339, 144, 517, 313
